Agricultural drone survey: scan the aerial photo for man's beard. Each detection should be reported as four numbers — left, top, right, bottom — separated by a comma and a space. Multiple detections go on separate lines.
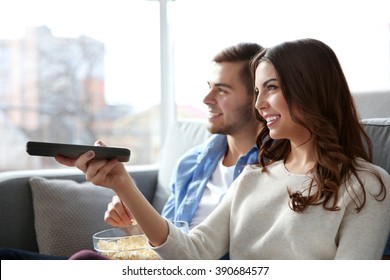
208, 102, 255, 135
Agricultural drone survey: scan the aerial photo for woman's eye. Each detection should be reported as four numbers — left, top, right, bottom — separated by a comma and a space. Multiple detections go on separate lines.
254, 88, 259, 95
267, 85, 277, 91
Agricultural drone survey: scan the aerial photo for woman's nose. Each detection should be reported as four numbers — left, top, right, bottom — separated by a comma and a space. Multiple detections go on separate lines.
255, 92, 267, 111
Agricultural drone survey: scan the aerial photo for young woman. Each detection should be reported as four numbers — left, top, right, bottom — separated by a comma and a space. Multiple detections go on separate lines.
57, 38, 390, 259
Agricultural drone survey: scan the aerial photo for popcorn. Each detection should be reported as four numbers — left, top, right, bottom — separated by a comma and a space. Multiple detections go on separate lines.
95, 234, 160, 260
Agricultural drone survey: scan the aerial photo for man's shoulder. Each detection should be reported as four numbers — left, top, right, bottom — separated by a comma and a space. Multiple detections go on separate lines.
175, 134, 227, 166
182, 134, 226, 156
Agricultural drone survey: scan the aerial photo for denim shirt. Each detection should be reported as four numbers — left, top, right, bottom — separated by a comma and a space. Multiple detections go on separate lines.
161, 134, 259, 227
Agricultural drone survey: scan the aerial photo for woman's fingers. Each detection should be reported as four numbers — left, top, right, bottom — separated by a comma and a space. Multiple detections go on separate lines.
95, 140, 106, 147
54, 154, 78, 167
84, 158, 118, 184
104, 196, 133, 226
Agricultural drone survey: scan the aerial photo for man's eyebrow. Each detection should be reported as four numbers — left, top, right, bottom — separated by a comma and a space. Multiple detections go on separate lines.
214, 82, 233, 89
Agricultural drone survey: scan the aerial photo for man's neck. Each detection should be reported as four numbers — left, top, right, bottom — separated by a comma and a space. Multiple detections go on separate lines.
222, 127, 258, 167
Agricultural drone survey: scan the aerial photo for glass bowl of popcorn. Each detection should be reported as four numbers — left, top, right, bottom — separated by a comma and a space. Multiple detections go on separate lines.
93, 225, 160, 260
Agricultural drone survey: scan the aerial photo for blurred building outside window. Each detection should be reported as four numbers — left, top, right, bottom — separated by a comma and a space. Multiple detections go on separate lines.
0, 0, 389, 171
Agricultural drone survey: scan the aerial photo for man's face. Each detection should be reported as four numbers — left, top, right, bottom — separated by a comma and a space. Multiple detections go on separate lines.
204, 62, 256, 135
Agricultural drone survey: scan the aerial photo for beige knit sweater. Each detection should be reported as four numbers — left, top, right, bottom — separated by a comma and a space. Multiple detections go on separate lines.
153, 160, 390, 259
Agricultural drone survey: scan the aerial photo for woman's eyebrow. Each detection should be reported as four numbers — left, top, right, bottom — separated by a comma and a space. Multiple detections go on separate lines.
262, 78, 277, 88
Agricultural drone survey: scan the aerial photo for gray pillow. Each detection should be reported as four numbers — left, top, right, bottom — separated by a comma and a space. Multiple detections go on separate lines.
29, 176, 115, 257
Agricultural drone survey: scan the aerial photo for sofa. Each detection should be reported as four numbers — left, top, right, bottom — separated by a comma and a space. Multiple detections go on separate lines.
0, 91, 389, 258
0, 120, 211, 257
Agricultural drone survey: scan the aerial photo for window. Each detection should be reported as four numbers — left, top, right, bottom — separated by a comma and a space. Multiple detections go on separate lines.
0, 45, 9, 94
172, 0, 390, 119
0, 0, 161, 171
1, 0, 389, 171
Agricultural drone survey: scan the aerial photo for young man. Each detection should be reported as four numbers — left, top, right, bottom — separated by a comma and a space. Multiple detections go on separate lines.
105, 42, 264, 231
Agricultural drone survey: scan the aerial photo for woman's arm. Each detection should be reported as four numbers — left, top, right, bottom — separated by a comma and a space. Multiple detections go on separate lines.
55, 143, 169, 247
335, 169, 390, 259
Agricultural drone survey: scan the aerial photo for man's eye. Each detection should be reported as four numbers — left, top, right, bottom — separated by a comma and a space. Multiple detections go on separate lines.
218, 88, 227, 94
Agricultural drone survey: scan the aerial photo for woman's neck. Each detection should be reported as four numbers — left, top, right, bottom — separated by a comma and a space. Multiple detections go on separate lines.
284, 140, 316, 174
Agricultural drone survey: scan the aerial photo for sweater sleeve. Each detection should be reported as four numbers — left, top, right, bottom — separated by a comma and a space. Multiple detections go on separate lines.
152, 179, 239, 259
335, 166, 390, 259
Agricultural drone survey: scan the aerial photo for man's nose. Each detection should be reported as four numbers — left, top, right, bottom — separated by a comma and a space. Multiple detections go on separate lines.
203, 88, 216, 104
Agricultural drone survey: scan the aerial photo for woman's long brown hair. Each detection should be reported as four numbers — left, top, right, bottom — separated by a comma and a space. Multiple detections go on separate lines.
250, 38, 386, 212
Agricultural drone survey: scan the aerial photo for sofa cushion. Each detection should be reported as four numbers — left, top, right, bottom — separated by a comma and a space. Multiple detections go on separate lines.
361, 118, 390, 174
353, 91, 390, 119
29, 177, 115, 257
153, 120, 210, 212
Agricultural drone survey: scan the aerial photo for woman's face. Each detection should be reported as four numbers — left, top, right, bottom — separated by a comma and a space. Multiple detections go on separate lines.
254, 61, 309, 145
